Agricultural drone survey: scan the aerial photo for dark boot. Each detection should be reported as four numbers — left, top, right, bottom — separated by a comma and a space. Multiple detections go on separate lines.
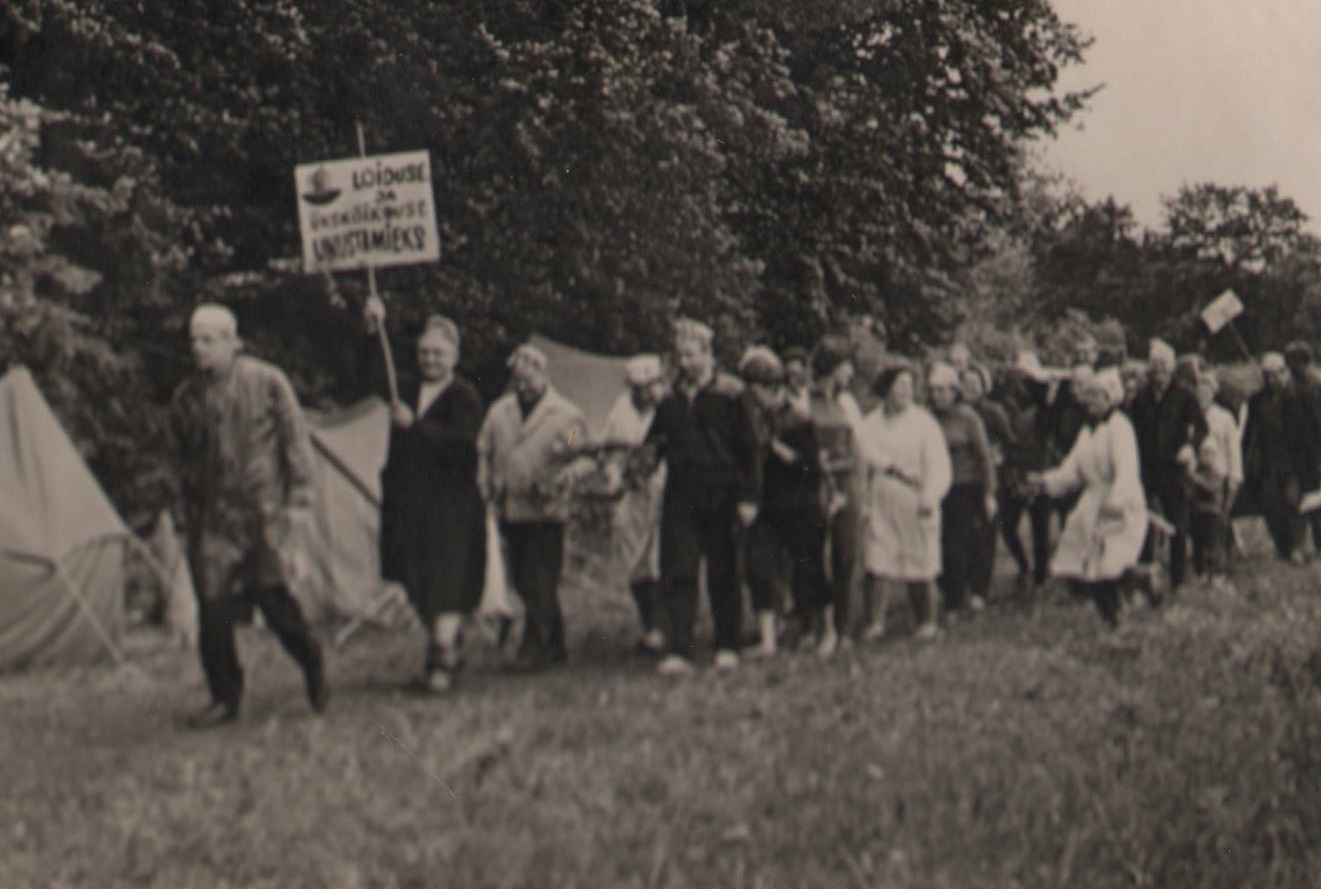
304, 643, 329, 713
186, 698, 239, 730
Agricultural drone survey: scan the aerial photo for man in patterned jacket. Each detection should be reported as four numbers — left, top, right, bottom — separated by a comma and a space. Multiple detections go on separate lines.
171, 305, 328, 728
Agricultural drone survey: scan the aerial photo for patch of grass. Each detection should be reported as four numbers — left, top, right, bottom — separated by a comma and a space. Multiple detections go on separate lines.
6, 546, 1321, 888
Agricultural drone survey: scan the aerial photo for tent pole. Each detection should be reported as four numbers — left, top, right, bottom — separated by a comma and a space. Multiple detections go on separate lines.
333, 584, 413, 648
51, 546, 130, 669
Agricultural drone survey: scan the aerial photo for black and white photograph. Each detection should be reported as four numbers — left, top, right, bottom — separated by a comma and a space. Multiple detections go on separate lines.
4, 1, 1321, 886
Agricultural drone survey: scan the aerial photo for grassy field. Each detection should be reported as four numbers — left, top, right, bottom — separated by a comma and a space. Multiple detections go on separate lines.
7, 526, 1321, 889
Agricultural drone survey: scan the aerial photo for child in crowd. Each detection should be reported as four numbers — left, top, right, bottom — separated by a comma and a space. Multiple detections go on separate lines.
1189, 435, 1230, 587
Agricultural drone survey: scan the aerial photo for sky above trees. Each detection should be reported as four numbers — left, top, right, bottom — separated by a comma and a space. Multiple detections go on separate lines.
1044, 0, 1321, 233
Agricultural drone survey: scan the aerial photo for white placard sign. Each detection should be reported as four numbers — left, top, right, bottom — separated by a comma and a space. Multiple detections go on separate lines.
1200, 288, 1244, 334
295, 151, 439, 272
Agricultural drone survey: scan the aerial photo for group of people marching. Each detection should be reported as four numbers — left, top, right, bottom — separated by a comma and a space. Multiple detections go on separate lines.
169, 299, 1321, 727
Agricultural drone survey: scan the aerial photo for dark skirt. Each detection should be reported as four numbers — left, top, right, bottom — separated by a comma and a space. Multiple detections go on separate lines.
381, 482, 487, 627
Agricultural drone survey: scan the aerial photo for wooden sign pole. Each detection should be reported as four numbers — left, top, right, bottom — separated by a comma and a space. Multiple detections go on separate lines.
356, 118, 401, 407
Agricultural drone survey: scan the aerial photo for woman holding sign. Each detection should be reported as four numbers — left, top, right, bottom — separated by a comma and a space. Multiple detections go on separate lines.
365, 296, 487, 693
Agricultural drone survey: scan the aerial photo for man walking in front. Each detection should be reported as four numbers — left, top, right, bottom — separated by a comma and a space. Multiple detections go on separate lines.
171, 305, 328, 728
645, 319, 762, 675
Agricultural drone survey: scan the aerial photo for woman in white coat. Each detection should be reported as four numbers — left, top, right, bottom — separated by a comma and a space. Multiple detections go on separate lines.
1030, 367, 1147, 626
838, 364, 952, 642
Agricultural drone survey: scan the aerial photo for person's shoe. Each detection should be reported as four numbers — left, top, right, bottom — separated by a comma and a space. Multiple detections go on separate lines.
424, 668, 453, 694
1291, 550, 1309, 567
636, 629, 666, 655
862, 621, 887, 643
968, 595, 986, 613
505, 654, 547, 674
744, 642, 777, 660
816, 629, 840, 659
186, 700, 239, 730
914, 622, 940, 642
656, 654, 694, 677
713, 650, 740, 672
304, 653, 330, 714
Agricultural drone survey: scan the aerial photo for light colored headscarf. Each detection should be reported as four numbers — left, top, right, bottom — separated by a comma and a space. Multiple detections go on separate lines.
625, 354, 663, 387
421, 314, 460, 350
928, 361, 959, 390
507, 343, 548, 374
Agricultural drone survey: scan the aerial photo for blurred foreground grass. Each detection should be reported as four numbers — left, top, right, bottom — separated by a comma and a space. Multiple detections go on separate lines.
6, 527, 1321, 889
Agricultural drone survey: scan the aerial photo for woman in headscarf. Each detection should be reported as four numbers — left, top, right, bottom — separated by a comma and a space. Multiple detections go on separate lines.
1029, 368, 1148, 627
367, 299, 487, 693
837, 364, 952, 642
958, 364, 1013, 606
1193, 369, 1242, 576
929, 362, 997, 615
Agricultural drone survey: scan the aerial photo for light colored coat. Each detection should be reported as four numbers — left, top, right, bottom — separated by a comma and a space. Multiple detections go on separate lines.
479, 386, 588, 524
1205, 403, 1243, 489
856, 405, 952, 581
1042, 410, 1148, 582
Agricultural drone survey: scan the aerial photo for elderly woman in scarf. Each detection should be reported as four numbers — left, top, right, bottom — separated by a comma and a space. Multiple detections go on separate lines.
1029, 367, 1148, 627
928, 362, 998, 615
837, 363, 952, 642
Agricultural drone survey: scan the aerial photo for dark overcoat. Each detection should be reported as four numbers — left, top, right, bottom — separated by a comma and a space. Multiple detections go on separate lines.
380, 376, 487, 625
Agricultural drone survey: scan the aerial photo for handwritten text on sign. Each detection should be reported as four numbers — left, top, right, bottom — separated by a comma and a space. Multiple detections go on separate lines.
295, 151, 440, 272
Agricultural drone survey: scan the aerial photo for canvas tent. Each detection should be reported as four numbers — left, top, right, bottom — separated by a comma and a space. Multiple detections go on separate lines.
294, 397, 405, 624
0, 338, 632, 667
0, 367, 129, 671
527, 334, 632, 435
290, 336, 631, 623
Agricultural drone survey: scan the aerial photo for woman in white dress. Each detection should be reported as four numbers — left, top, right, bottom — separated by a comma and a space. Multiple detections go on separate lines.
838, 364, 952, 641
1029, 367, 1148, 626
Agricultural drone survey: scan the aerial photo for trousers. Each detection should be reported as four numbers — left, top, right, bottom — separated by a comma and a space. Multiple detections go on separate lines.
1259, 473, 1303, 559
198, 585, 322, 707
502, 521, 567, 664
999, 493, 1052, 586
1190, 510, 1227, 577
1142, 467, 1192, 588
746, 508, 829, 616
939, 484, 994, 610
660, 484, 743, 657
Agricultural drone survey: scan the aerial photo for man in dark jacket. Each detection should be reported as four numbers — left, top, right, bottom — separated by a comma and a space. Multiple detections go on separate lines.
1128, 339, 1208, 590
1284, 341, 1321, 554
171, 305, 328, 728
645, 319, 762, 675
1243, 351, 1321, 562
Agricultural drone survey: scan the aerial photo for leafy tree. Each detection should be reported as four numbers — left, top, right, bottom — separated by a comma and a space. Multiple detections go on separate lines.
0, 0, 1096, 518
0, 84, 179, 523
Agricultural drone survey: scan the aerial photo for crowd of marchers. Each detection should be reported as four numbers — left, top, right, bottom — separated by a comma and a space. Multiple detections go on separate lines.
167, 299, 1321, 727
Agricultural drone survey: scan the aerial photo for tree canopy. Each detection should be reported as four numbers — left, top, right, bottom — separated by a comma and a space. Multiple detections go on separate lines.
1, 0, 1096, 518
